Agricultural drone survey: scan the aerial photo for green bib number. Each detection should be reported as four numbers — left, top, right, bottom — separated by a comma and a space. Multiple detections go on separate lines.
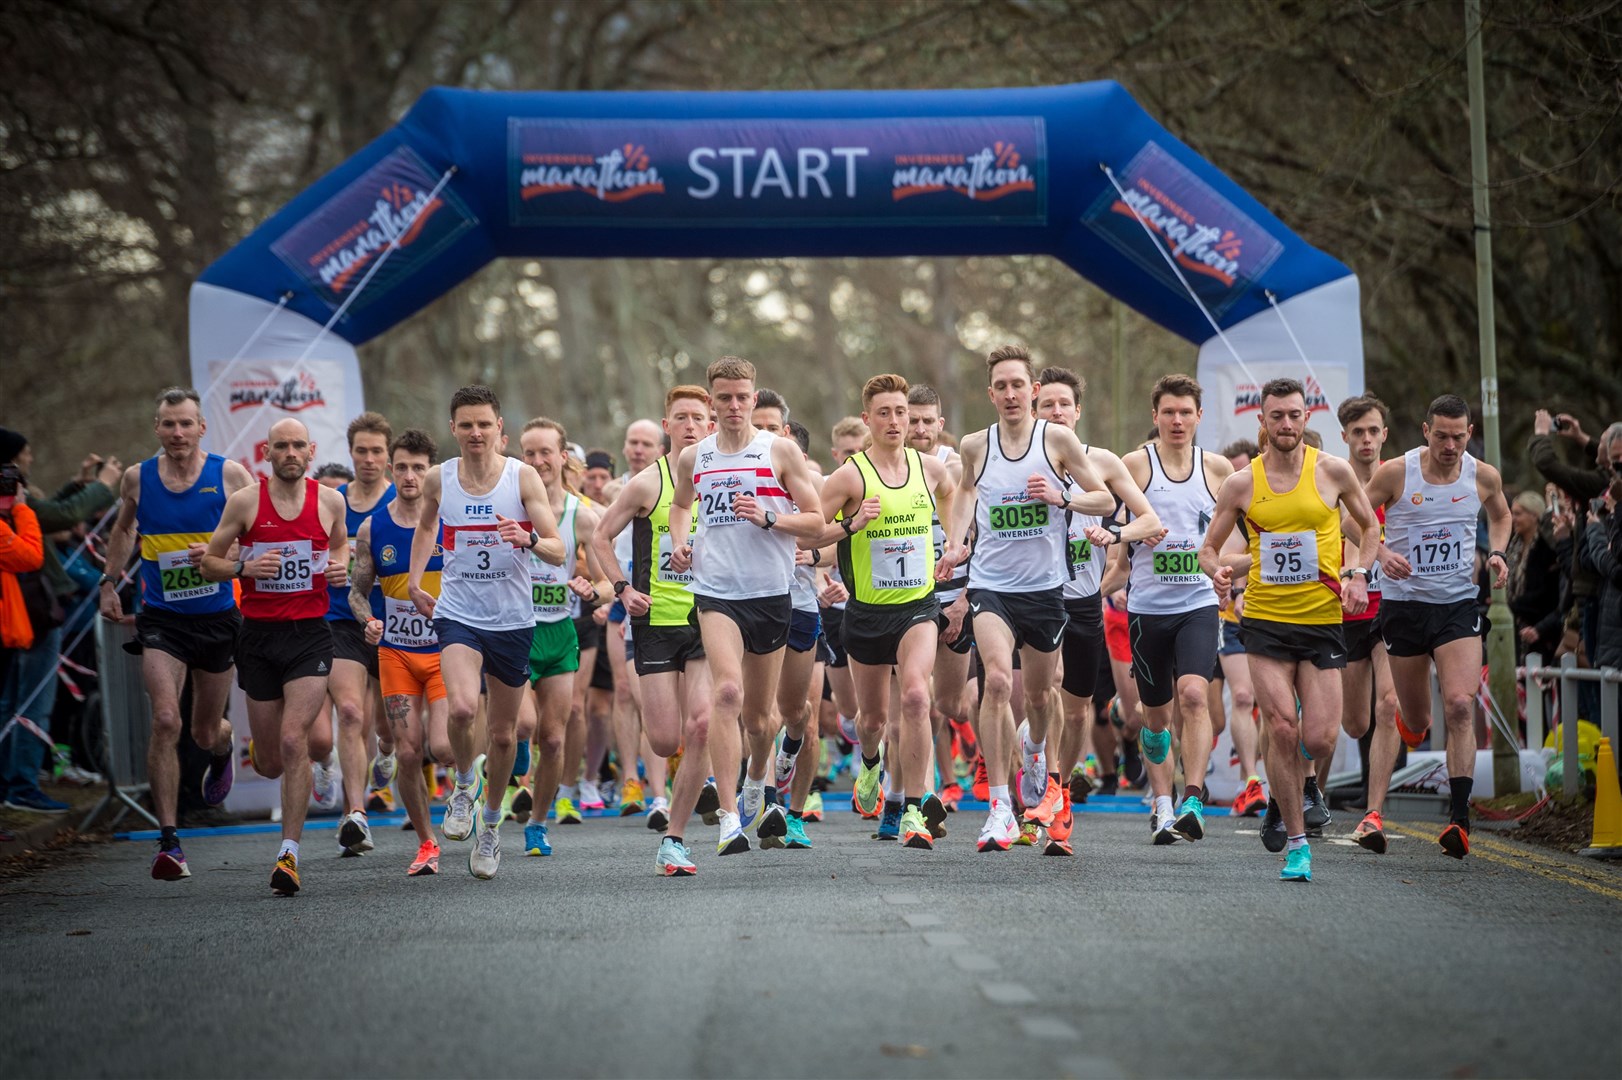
532, 583, 569, 607
1068, 537, 1092, 569
1153, 550, 1200, 576
988, 502, 1048, 532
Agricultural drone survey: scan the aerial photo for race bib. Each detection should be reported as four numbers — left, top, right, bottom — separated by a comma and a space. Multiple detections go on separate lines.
383, 596, 435, 649
657, 532, 694, 584
1259, 531, 1319, 586
1150, 543, 1203, 585
869, 534, 928, 591
1067, 535, 1093, 573
698, 474, 754, 527
452, 530, 512, 583
157, 547, 215, 603
1410, 532, 1466, 576
248, 540, 326, 593
987, 492, 1048, 536
531, 561, 572, 619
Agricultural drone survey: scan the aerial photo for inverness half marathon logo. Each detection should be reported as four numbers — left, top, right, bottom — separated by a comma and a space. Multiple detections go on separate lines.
1231, 378, 1331, 418
229, 372, 326, 414
518, 143, 665, 203
892, 141, 1036, 202
1109, 178, 1245, 287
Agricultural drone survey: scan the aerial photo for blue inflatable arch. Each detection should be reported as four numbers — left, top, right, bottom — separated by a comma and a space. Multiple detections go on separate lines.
191, 82, 1362, 451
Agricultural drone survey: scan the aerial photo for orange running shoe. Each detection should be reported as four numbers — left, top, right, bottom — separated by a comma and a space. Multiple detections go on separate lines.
1439, 822, 1470, 859
949, 718, 979, 763
971, 755, 989, 803
1232, 777, 1266, 818
1042, 836, 1074, 856
1394, 709, 1429, 751
939, 782, 963, 811
1023, 774, 1064, 827
270, 852, 300, 896
1047, 788, 1074, 843
1352, 810, 1387, 854
408, 839, 441, 876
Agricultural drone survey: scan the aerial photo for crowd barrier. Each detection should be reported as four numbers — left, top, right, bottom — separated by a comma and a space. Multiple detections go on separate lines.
1521, 652, 1622, 799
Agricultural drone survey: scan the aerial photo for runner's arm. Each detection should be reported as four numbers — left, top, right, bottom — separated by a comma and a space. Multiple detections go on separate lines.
518, 466, 566, 566
97, 465, 142, 619
942, 433, 983, 567
570, 502, 614, 602
349, 517, 377, 620
1047, 425, 1115, 516
1092, 449, 1164, 544
760, 438, 826, 540
1099, 542, 1130, 596
407, 468, 442, 594
1198, 470, 1249, 603
590, 467, 651, 590
1480, 462, 1513, 588
201, 487, 255, 581
667, 445, 697, 571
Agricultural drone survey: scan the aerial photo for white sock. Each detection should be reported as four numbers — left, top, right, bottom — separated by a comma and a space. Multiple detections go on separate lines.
1154, 795, 1174, 819
279, 839, 299, 859
1287, 834, 1308, 851
455, 768, 475, 787
559, 784, 577, 801
1023, 734, 1045, 758
989, 784, 1010, 805
890, 789, 906, 804
483, 804, 503, 826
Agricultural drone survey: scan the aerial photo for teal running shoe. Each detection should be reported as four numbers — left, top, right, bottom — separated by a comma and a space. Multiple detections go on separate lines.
784, 813, 813, 849
1280, 844, 1312, 882
873, 802, 902, 841
1173, 795, 1206, 841
656, 837, 696, 877
1139, 727, 1171, 765
523, 821, 551, 856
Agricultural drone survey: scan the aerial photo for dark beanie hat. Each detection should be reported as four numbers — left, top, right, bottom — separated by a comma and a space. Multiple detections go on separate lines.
0, 427, 26, 466
584, 451, 615, 472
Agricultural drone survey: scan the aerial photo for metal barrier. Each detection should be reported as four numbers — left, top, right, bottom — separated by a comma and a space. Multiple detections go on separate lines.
1520, 652, 1622, 799
79, 618, 158, 831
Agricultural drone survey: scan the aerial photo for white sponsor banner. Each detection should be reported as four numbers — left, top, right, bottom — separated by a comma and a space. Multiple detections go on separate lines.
205, 358, 352, 481
1198, 364, 1352, 457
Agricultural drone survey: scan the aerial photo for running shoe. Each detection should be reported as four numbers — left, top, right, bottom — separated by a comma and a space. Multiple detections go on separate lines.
971, 755, 990, 803
802, 791, 824, 822
1097, 774, 1120, 796
579, 780, 605, 811
202, 753, 234, 806
442, 776, 480, 842
270, 851, 300, 896
369, 750, 398, 791
837, 713, 860, 747
468, 811, 501, 879
1068, 764, 1095, 805
1303, 781, 1331, 835
900, 806, 933, 850
1023, 774, 1064, 828
1047, 788, 1074, 844
1043, 835, 1074, 856
784, 813, 812, 849
656, 837, 697, 877
1018, 736, 1047, 806
1394, 710, 1428, 750
1173, 795, 1206, 841
774, 744, 797, 793
555, 796, 583, 826
1439, 822, 1470, 859
151, 844, 190, 881
619, 778, 646, 816
1151, 806, 1180, 846
1260, 798, 1287, 852
948, 717, 979, 762
646, 796, 670, 833
1232, 777, 1266, 818
1016, 821, 1038, 846
696, 781, 721, 826
717, 810, 750, 856
757, 804, 789, 848
509, 787, 534, 823
920, 792, 948, 839
1352, 810, 1387, 854
366, 786, 396, 814
873, 802, 902, 841
310, 755, 339, 810
1280, 844, 1312, 882
511, 738, 531, 781
977, 800, 1018, 852
338, 810, 374, 856
939, 782, 963, 812
408, 839, 440, 876
739, 782, 765, 831
852, 758, 884, 819
524, 821, 552, 856
1138, 727, 1171, 765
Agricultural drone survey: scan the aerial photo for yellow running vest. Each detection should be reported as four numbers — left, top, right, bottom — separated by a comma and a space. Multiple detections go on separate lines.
630, 457, 698, 627
1242, 445, 1343, 625
839, 449, 935, 607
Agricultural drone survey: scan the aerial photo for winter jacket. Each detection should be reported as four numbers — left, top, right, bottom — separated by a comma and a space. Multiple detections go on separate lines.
0, 503, 45, 650
1579, 510, 1622, 669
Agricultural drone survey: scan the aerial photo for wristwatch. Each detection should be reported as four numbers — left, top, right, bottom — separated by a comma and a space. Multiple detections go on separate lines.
811, 548, 822, 565
527, 529, 540, 551
613, 579, 630, 597
840, 516, 856, 536
761, 510, 778, 530
1343, 566, 1369, 580
1103, 520, 1123, 541
232, 560, 245, 579
1060, 482, 1074, 506
98, 574, 116, 588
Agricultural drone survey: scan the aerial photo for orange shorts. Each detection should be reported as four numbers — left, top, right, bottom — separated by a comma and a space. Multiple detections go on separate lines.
1103, 601, 1131, 664
379, 647, 446, 703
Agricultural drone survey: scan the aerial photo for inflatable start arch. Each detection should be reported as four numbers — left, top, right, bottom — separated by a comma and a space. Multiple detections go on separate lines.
191, 82, 1361, 468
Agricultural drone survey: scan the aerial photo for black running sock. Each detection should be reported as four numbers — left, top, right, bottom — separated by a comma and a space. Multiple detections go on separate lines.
1049, 771, 1062, 784
1449, 776, 1473, 826
787, 809, 802, 820
862, 752, 881, 770
884, 798, 903, 813
1182, 784, 1202, 802
1303, 776, 1321, 796
781, 733, 803, 758
160, 826, 179, 850
905, 796, 920, 810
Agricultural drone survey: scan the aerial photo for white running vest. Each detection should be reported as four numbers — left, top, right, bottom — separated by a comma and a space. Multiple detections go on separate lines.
1381, 449, 1480, 604
1127, 443, 1217, 615
1063, 446, 1104, 600
531, 494, 578, 625
968, 420, 1067, 593
437, 456, 534, 632
691, 429, 796, 600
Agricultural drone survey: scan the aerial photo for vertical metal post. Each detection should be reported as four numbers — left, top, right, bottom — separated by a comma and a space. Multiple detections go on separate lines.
1561, 653, 1580, 799
1524, 654, 1544, 755
1601, 671, 1619, 775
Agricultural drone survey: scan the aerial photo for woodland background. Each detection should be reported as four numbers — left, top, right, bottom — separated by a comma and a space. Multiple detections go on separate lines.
2, 0, 1618, 476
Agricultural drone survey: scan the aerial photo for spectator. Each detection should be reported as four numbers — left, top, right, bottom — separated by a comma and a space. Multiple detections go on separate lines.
1506, 491, 1563, 660
1579, 470, 1622, 672
1529, 410, 1611, 502
0, 427, 118, 812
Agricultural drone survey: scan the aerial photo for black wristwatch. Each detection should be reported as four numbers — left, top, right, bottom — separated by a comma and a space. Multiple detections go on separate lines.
527, 530, 540, 551
840, 516, 856, 537
1103, 520, 1123, 541
613, 579, 630, 597
1489, 549, 1507, 562
811, 548, 822, 565
760, 510, 778, 530
98, 574, 116, 588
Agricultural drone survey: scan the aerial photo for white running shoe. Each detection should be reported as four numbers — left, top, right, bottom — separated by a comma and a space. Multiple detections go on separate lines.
717, 810, 750, 855
310, 755, 340, 810
337, 809, 374, 856
469, 810, 501, 879
977, 799, 1019, 852
774, 746, 797, 791
757, 803, 788, 848
443, 779, 478, 842
1019, 735, 1047, 807
369, 750, 397, 790
738, 781, 764, 830
646, 796, 670, 833
1151, 806, 1180, 846
579, 779, 605, 811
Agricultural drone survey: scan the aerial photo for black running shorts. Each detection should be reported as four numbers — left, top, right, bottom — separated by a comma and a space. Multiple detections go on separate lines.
135, 607, 240, 675
967, 586, 1067, 654
694, 593, 792, 656
843, 597, 939, 667
1241, 616, 1347, 670
329, 616, 379, 678
633, 623, 705, 677
236, 617, 333, 701
1060, 594, 1104, 699
1379, 598, 1484, 659
1128, 606, 1219, 709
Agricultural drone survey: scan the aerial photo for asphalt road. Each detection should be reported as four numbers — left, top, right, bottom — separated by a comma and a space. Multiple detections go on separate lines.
3, 800, 1619, 1079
